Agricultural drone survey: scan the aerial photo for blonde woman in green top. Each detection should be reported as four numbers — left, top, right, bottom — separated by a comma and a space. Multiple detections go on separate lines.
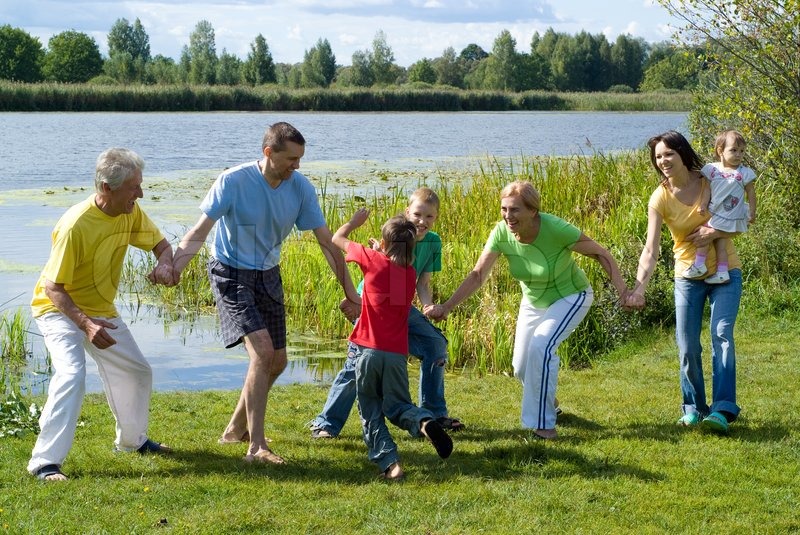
425, 181, 627, 439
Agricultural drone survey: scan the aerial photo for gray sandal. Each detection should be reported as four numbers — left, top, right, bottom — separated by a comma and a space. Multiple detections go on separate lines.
35, 464, 66, 481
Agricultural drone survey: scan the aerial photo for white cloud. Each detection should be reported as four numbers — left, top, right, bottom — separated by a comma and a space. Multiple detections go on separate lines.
624, 21, 640, 36
7, 0, 684, 66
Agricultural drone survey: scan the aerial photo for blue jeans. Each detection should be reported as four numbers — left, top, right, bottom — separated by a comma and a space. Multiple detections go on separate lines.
674, 269, 742, 420
310, 307, 449, 435
354, 344, 434, 472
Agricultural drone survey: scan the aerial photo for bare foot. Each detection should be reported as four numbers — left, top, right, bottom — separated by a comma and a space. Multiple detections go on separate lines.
219, 429, 270, 444
244, 447, 286, 465
218, 430, 250, 444
381, 462, 405, 481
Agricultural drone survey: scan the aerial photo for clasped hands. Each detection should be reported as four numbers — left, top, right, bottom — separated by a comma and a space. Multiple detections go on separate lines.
147, 263, 180, 287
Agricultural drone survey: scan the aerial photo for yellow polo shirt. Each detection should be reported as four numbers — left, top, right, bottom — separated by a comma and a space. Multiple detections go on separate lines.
31, 195, 164, 318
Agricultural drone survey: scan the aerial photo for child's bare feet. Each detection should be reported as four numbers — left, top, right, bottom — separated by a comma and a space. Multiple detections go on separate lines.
381, 462, 405, 481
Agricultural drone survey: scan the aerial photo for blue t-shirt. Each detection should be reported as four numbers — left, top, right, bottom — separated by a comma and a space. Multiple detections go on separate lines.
200, 161, 325, 270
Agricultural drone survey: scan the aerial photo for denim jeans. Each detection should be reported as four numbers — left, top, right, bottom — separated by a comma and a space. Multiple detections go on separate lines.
310, 307, 448, 435
674, 269, 742, 420
354, 344, 433, 473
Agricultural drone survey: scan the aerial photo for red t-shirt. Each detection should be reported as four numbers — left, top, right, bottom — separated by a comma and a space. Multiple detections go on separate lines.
346, 242, 416, 355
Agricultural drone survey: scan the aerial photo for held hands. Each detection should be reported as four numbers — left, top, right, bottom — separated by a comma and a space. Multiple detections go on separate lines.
339, 298, 361, 324
423, 303, 448, 321
148, 263, 179, 287
622, 291, 645, 311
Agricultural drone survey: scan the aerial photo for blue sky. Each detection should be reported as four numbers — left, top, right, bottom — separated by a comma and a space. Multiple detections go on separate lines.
1, 0, 682, 66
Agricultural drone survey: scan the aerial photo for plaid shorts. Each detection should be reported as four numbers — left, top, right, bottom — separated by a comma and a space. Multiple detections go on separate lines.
208, 258, 287, 350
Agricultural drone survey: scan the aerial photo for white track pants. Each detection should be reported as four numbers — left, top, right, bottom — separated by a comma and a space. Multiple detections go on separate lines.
512, 289, 593, 430
28, 313, 152, 474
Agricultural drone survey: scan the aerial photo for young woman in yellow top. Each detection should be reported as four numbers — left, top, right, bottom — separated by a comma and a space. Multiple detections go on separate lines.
626, 131, 743, 434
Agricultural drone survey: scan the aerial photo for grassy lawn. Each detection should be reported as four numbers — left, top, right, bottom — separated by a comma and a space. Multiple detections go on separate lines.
1, 312, 798, 534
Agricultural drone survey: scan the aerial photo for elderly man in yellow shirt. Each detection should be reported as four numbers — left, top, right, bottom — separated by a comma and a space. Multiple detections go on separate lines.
27, 148, 176, 482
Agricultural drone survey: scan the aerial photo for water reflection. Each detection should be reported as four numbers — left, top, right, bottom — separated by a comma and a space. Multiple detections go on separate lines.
8, 294, 349, 395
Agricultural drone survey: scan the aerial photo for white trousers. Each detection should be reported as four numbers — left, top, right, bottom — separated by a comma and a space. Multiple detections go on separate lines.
28, 313, 153, 474
513, 288, 593, 430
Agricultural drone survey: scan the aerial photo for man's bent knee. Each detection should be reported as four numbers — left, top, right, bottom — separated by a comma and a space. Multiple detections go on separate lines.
269, 348, 288, 376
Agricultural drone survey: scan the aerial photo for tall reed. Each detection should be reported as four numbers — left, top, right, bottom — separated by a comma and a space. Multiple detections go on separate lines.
117, 149, 800, 372
1, 309, 29, 367
1, 309, 32, 396
0, 82, 691, 113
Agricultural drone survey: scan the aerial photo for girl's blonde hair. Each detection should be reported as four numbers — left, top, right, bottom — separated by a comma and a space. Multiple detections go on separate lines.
500, 181, 541, 211
381, 215, 417, 267
714, 129, 747, 158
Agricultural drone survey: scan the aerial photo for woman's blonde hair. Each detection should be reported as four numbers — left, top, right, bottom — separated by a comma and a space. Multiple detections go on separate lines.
500, 181, 540, 211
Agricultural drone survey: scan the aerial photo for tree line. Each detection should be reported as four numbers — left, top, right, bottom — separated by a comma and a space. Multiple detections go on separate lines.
1, 19, 702, 93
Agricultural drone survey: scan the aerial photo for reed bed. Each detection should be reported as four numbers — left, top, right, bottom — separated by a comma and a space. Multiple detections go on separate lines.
1, 310, 31, 394
560, 90, 693, 111
0, 82, 691, 112
5, 150, 800, 381
116, 151, 681, 371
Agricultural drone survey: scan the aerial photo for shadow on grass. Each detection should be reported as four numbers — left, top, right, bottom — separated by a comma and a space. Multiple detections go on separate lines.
437, 424, 663, 483
60, 425, 660, 485
552, 412, 605, 431
611, 416, 791, 444
57, 411, 787, 485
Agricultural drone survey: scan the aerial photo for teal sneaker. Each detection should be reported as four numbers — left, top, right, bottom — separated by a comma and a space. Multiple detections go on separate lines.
676, 413, 701, 427
701, 411, 729, 434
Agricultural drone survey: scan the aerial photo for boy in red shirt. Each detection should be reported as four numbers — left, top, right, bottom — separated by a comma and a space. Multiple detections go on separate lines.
332, 208, 453, 480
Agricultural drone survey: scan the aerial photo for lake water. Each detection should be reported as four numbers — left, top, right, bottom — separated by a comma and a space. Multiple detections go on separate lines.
0, 110, 687, 393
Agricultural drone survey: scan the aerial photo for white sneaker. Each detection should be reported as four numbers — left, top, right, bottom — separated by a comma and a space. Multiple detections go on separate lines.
705, 271, 730, 284
682, 263, 708, 279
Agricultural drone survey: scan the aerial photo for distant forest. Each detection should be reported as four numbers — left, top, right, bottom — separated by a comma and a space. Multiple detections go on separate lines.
1, 19, 703, 93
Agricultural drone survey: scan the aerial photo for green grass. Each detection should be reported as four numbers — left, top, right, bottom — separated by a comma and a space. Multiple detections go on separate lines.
0, 312, 797, 533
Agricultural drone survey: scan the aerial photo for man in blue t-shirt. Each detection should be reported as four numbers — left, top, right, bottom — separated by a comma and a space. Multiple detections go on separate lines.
173, 122, 359, 464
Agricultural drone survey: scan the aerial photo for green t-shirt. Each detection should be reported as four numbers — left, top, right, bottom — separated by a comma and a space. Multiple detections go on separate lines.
356, 230, 441, 295
484, 213, 589, 308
